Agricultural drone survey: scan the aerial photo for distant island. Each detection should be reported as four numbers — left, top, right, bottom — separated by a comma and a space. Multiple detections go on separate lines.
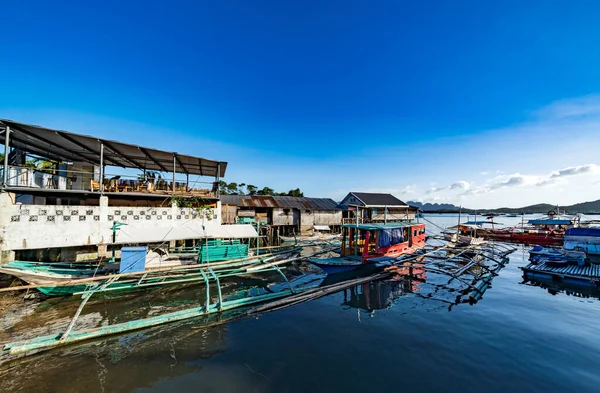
408, 199, 600, 214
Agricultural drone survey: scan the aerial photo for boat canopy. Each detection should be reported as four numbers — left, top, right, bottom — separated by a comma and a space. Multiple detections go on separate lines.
528, 219, 573, 225
341, 222, 415, 230
565, 227, 600, 237
462, 221, 498, 226
448, 224, 482, 230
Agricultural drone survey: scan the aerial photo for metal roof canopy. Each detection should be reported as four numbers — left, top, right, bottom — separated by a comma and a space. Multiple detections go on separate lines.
342, 222, 420, 230
0, 119, 227, 178
220, 195, 340, 210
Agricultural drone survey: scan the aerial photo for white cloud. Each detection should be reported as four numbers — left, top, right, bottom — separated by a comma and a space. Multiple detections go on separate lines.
426, 180, 470, 194
456, 162, 600, 206
533, 95, 600, 121
489, 175, 526, 190
550, 164, 600, 178
536, 178, 560, 187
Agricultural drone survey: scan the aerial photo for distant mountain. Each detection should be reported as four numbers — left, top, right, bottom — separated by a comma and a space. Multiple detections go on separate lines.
407, 199, 600, 214
408, 201, 461, 212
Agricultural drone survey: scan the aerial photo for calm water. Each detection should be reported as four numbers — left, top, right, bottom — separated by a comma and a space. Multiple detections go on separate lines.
2, 214, 600, 393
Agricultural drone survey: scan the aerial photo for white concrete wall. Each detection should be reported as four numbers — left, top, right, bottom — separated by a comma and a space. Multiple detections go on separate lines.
0, 193, 221, 252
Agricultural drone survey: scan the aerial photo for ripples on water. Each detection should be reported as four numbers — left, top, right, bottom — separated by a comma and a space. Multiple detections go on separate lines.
2, 215, 600, 393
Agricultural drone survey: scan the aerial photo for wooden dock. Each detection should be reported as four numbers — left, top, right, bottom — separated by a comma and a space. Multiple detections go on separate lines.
521, 261, 600, 285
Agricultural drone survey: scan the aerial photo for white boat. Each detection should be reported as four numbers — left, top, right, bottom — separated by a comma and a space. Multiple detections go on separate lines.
443, 224, 486, 246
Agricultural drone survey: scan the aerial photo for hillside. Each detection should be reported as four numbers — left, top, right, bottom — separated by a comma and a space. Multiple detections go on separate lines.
407, 199, 600, 214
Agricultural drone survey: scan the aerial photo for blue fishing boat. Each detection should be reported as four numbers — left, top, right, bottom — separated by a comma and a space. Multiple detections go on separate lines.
308, 222, 426, 274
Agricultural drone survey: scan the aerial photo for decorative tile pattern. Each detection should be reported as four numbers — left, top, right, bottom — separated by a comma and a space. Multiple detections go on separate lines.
11, 206, 215, 225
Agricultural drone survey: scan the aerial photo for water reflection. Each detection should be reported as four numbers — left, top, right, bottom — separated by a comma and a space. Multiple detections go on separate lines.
342, 279, 412, 312
1, 308, 242, 393
522, 276, 600, 300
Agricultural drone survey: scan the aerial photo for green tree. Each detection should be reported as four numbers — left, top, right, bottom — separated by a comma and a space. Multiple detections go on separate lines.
238, 183, 247, 195
257, 186, 275, 196
227, 182, 239, 195
246, 184, 258, 195
219, 180, 229, 195
286, 188, 304, 197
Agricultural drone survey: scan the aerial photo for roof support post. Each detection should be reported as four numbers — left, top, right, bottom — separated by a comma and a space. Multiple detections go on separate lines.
384, 206, 387, 225
99, 143, 104, 194
216, 162, 221, 198
172, 154, 176, 194
3, 125, 10, 188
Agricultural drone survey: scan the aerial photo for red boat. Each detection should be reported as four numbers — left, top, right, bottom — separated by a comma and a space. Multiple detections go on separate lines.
479, 215, 579, 246
479, 228, 564, 246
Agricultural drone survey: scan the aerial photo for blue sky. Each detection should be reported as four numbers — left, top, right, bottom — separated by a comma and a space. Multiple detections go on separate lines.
2, 1, 600, 208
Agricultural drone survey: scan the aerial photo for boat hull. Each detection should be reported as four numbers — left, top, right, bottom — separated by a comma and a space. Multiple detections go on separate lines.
480, 231, 563, 246
307, 257, 365, 274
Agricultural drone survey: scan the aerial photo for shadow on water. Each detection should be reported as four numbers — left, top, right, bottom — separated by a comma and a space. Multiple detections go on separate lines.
521, 276, 600, 300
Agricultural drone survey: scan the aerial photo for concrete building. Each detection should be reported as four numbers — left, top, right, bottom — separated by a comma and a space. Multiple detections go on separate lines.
0, 119, 255, 263
339, 192, 418, 223
221, 195, 342, 237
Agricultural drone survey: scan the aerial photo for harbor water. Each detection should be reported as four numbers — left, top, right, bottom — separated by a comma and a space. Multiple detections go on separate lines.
2, 214, 600, 393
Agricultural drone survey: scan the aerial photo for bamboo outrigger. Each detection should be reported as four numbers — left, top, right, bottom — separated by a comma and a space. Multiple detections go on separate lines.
1, 238, 517, 362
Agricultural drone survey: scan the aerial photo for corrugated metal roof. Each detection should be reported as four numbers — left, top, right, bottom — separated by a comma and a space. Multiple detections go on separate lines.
0, 119, 227, 177
220, 195, 339, 210
350, 192, 407, 207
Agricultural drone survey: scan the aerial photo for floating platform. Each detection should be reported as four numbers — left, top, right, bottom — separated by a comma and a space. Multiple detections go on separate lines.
521, 261, 600, 286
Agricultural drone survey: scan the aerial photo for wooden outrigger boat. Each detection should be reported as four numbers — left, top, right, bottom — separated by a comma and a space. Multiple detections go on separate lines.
443, 223, 486, 246
308, 222, 426, 274
478, 212, 580, 246
0, 243, 302, 297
